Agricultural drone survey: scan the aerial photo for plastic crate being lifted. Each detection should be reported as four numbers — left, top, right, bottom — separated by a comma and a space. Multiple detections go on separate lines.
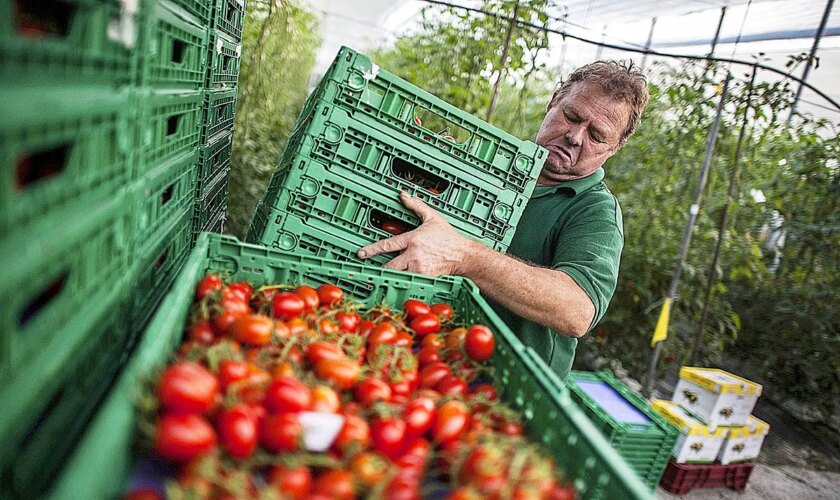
46, 233, 652, 500
567, 371, 679, 490
250, 47, 547, 260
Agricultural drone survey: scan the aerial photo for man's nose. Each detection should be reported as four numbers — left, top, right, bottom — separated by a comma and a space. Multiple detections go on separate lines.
565, 125, 584, 147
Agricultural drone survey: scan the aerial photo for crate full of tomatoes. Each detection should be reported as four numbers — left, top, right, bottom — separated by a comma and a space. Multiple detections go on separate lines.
47, 233, 651, 500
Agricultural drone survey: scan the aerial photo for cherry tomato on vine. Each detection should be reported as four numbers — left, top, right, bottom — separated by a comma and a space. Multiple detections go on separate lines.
465, 324, 495, 361
260, 412, 302, 452
154, 413, 216, 462
272, 292, 305, 320
217, 404, 258, 458
195, 275, 223, 300
265, 376, 311, 413
158, 362, 219, 414
316, 284, 344, 308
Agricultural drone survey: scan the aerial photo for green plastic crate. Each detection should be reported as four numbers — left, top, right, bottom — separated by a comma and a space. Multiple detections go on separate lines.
133, 149, 198, 247
168, 0, 213, 26
195, 199, 227, 241
567, 371, 680, 490
47, 233, 652, 500
192, 166, 228, 234
308, 46, 547, 188
197, 129, 232, 194
129, 204, 195, 333
201, 88, 237, 144
0, 0, 136, 86
258, 107, 529, 250
137, 0, 209, 89
0, 297, 131, 499
137, 89, 203, 167
213, 0, 245, 41
0, 189, 132, 378
206, 29, 241, 89
0, 85, 134, 236
0, 194, 133, 498
248, 200, 397, 266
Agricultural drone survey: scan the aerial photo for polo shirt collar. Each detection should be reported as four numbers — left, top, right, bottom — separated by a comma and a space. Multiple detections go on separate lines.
533, 168, 605, 198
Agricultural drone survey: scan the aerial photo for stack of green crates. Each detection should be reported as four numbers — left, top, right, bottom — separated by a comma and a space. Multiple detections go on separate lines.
0, 1, 243, 497
247, 46, 548, 265
567, 370, 680, 490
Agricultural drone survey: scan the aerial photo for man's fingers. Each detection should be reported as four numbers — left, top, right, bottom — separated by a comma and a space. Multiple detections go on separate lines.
358, 233, 410, 258
400, 191, 437, 223
382, 254, 409, 271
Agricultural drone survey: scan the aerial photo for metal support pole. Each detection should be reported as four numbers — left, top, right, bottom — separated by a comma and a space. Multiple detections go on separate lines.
644, 72, 733, 397
708, 7, 727, 58
788, 0, 834, 122
486, 2, 518, 122
640, 17, 657, 70
692, 67, 756, 365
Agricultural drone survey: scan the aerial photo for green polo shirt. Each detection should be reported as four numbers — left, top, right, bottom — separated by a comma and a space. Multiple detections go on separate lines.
491, 168, 624, 381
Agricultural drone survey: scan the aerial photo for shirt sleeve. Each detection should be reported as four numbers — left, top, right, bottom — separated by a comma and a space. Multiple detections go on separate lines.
551, 191, 624, 331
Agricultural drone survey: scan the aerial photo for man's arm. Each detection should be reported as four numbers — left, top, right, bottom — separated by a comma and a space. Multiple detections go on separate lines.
358, 192, 595, 337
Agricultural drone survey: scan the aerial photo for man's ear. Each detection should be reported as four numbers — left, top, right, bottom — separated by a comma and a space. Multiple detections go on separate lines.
547, 90, 560, 112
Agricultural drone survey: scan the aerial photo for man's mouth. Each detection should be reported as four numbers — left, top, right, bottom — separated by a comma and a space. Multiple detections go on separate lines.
547, 145, 573, 163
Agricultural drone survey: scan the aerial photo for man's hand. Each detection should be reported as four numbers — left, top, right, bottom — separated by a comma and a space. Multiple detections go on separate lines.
357, 192, 477, 276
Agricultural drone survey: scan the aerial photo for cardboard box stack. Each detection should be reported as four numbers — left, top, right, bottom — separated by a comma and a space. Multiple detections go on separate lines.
653, 367, 769, 494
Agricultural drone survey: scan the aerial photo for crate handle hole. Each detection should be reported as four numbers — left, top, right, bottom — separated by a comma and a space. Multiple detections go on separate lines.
19, 273, 68, 328
391, 158, 449, 195
166, 115, 182, 136
15, 143, 71, 191
161, 184, 174, 205
14, 0, 73, 38
171, 39, 187, 64
156, 250, 169, 270
412, 108, 470, 145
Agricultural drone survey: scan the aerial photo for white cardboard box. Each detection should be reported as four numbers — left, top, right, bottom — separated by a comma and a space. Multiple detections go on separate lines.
717, 415, 770, 464
652, 400, 727, 464
672, 367, 762, 429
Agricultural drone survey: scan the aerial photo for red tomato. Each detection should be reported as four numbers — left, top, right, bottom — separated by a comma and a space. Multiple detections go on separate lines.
432, 400, 468, 443
445, 327, 467, 349
316, 284, 344, 308
154, 413, 216, 462
195, 275, 223, 300
311, 469, 355, 500
389, 378, 412, 398
500, 420, 524, 436
336, 311, 361, 333
358, 320, 376, 338
550, 484, 577, 500
421, 334, 443, 348
435, 374, 468, 396
371, 417, 407, 458
465, 325, 495, 361
122, 488, 163, 500
470, 383, 498, 401
268, 465, 312, 499
409, 313, 440, 336
350, 451, 389, 487
314, 358, 360, 389
368, 322, 398, 346
294, 285, 320, 312
402, 299, 431, 320
430, 303, 454, 321
187, 319, 215, 344
419, 362, 451, 389
334, 414, 371, 453
403, 397, 435, 437
310, 384, 341, 413
318, 318, 340, 335
306, 341, 345, 364
218, 360, 249, 392
264, 377, 311, 413
217, 404, 258, 458
355, 377, 392, 406
394, 331, 413, 347
158, 362, 219, 414
227, 281, 254, 302
287, 317, 309, 337
417, 346, 441, 367
212, 299, 250, 335
230, 314, 274, 346
382, 220, 409, 235
260, 412, 301, 452
272, 292, 305, 320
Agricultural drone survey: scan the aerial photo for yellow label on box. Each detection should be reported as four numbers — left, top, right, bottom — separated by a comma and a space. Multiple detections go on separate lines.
652, 400, 727, 437
679, 367, 762, 396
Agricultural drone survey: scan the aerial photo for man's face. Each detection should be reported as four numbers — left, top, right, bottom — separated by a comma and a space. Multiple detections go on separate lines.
535, 82, 631, 184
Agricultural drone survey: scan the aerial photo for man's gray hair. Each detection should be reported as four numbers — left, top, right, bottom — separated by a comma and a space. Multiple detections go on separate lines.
555, 60, 650, 146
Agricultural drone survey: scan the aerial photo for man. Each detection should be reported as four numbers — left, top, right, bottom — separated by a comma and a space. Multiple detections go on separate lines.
358, 61, 649, 381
